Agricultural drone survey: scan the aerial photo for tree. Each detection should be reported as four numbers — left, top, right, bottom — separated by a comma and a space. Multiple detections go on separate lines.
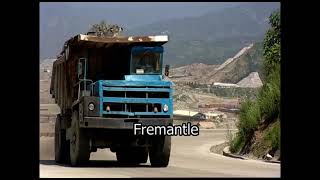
88, 20, 124, 37
263, 10, 280, 77
260, 9, 281, 123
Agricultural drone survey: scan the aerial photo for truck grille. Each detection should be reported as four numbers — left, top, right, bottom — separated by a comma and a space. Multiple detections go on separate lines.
103, 91, 169, 98
103, 103, 162, 112
98, 83, 172, 118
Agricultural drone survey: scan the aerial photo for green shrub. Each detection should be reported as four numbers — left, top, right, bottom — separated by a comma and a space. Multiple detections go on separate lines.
230, 100, 260, 152
238, 100, 260, 137
264, 119, 280, 150
258, 64, 280, 122
230, 132, 245, 153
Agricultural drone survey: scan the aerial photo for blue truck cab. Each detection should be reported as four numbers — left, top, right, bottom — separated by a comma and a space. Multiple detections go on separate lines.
51, 34, 172, 167
90, 46, 173, 122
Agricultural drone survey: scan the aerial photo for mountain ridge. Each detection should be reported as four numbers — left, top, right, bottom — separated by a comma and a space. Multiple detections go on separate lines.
40, 2, 279, 67
130, 2, 279, 67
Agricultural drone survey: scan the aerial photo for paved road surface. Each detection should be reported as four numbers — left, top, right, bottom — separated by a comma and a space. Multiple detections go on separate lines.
40, 129, 280, 178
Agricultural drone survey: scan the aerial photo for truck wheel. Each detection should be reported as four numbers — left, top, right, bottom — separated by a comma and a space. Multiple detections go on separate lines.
55, 114, 70, 164
149, 136, 171, 167
69, 111, 90, 166
116, 147, 148, 164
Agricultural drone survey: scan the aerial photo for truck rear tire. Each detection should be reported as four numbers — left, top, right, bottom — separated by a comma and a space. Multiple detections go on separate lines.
116, 147, 148, 164
149, 136, 171, 167
69, 111, 90, 166
54, 114, 70, 164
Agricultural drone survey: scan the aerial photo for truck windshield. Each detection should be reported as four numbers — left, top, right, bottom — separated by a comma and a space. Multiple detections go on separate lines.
131, 51, 162, 74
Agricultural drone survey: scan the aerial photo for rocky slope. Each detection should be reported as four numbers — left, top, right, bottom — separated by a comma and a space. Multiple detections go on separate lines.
237, 72, 263, 88
40, 59, 56, 104
170, 42, 264, 86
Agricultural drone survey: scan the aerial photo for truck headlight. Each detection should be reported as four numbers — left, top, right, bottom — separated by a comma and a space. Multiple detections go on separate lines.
163, 104, 169, 112
88, 103, 95, 111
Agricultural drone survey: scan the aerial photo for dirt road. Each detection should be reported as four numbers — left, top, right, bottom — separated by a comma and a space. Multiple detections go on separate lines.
40, 129, 280, 178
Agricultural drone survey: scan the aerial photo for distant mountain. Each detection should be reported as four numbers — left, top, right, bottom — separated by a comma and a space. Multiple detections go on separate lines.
40, 2, 237, 61
130, 2, 279, 67
40, 2, 279, 67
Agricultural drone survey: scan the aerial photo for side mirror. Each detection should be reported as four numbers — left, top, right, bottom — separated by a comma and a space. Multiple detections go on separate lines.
78, 62, 83, 78
165, 65, 170, 76
78, 58, 87, 79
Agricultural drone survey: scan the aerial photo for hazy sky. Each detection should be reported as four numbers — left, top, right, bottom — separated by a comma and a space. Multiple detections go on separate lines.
40, 2, 240, 29
40, 2, 278, 60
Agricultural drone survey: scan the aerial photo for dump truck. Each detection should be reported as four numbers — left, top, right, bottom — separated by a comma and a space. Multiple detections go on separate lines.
50, 34, 173, 167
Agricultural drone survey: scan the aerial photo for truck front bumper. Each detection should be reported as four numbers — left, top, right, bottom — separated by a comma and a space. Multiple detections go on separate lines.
79, 117, 173, 129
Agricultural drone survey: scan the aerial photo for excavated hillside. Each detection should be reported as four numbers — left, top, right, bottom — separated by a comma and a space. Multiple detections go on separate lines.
170, 42, 264, 86
170, 63, 218, 83
40, 59, 56, 104
237, 72, 263, 88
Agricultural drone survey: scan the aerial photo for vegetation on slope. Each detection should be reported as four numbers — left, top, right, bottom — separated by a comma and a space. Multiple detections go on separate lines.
230, 10, 280, 159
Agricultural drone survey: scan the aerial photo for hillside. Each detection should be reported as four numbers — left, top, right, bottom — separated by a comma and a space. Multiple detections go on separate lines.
170, 42, 264, 85
230, 10, 281, 162
40, 59, 56, 104
170, 63, 219, 83
130, 2, 279, 66
237, 72, 263, 88
205, 42, 264, 84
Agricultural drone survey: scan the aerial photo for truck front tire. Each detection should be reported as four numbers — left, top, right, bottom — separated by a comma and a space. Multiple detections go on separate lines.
149, 136, 171, 167
69, 111, 90, 166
